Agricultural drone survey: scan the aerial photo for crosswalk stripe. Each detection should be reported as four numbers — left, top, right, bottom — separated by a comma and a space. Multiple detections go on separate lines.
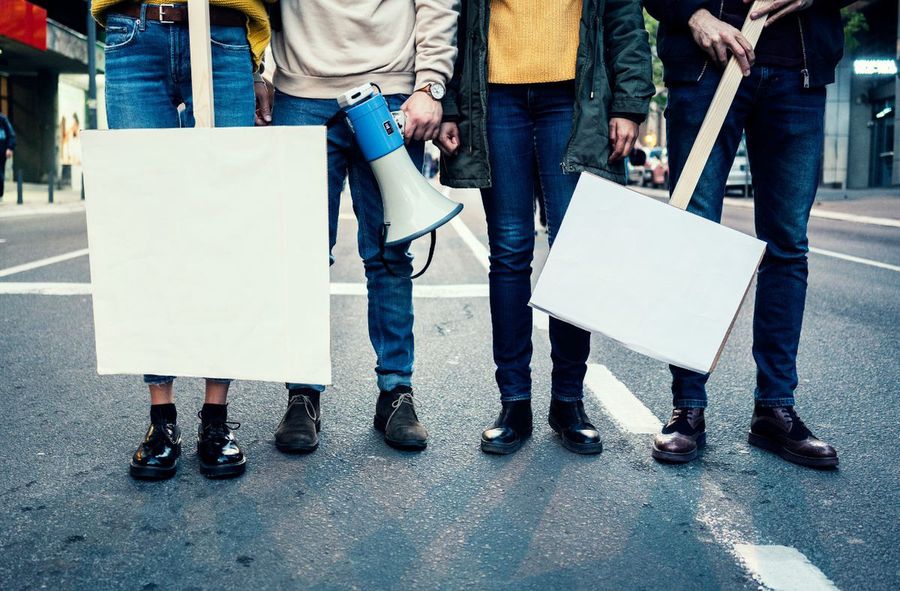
583, 363, 662, 434
734, 544, 840, 591
0, 248, 89, 278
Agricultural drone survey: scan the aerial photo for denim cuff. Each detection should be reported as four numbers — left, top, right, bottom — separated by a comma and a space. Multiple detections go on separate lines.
205, 378, 233, 385
551, 391, 584, 403
285, 383, 326, 393
144, 374, 175, 385
377, 374, 412, 394
500, 394, 532, 403
753, 396, 796, 408
671, 398, 707, 409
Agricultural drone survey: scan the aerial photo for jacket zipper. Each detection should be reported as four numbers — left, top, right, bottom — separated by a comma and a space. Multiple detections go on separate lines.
588, 13, 599, 99
797, 16, 810, 88
467, 28, 476, 153
696, 0, 726, 82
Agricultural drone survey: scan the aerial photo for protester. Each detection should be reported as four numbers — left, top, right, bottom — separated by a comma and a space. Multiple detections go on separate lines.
92, 0, 272, 479
436, 0, 653, 454
262, 0, 458, 452
644, 0, 842, 467
0, 111, 15, 198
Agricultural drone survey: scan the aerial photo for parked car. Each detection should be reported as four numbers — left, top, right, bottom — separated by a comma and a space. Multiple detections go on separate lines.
626, 147, 648, 186
643, 147, 669, 189
726, 138, 753, 196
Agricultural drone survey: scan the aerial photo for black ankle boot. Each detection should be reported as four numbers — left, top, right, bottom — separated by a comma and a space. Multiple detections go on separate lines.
275, 389, 321, 453
548, 399, 603, 455
130, 404, 181, 480
374, 386, 428, 451
481, 400, 533, 455
197, 405, 246, 479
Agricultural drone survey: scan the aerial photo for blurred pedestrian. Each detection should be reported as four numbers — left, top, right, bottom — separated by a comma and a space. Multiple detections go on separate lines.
0, 111, 15, 198
645, 0, 842, 468
436, 0, 654, 455
92, 0, 274, 480
264, 0, 458, 453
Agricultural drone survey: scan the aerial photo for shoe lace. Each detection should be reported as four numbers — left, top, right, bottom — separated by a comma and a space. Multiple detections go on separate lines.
776, 407, 810, 438
291, 394, 318, 422
388, 392, 419, 426
197, 411, 240, 440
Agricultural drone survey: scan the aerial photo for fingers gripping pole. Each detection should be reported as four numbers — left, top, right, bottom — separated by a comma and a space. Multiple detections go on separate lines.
188, 0, 215, 128
668, 0, 771, 211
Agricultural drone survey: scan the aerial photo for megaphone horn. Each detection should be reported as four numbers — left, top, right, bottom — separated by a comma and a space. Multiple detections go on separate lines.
338, 83, 463, 247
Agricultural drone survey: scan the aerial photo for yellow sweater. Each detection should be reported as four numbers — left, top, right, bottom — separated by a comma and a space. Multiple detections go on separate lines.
487, 0, 582, 84
91, 0, 270, 70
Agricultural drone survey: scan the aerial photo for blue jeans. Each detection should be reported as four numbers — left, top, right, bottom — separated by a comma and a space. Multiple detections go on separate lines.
481, 82, 590, 402
665, 66, 826, 408
104, 8, 255, 386
273, 91, 422, 394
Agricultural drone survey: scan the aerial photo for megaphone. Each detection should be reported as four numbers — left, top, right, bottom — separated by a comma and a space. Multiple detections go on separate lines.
338, 83, 463, 246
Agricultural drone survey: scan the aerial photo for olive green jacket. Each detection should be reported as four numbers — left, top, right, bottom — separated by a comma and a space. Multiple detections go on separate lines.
440, 0, 654, 188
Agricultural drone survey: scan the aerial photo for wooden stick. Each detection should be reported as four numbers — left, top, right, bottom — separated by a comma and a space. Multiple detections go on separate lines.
668, 1, 771, 211
188, 0, 215, 128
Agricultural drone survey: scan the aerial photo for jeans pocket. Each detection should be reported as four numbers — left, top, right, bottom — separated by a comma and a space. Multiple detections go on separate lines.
210, 26, 250, 51
103, 15, 137, 52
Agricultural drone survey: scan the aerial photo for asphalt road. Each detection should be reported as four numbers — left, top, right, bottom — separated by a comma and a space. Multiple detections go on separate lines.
0, 185, 898, 590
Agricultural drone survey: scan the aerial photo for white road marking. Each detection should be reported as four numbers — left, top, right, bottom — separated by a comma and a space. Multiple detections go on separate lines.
0, 248, 89, 278
723, 197, 900, 228
809, 247, 900, 273
0, 281, 490, 299
0, 202, 85, 218
734, 544, 840, 591
583, 363, 661, 434
0, 239, 6, 243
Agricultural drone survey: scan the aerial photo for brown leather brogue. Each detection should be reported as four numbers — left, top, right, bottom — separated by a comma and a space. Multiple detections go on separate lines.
652, 407, 706, 463
748, 406, 838, 469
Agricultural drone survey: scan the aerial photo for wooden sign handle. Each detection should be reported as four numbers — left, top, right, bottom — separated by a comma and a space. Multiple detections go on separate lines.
188, 0, 215, 128
668, 0, 771, 211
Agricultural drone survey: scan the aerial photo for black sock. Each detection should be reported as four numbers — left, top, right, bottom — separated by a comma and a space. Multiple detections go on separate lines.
150, 403, 177, 424
200, 403, 227, 426
289, 388, 320, 407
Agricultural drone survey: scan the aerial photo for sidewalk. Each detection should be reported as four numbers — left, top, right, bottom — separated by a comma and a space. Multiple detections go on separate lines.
0, 181, 84, 218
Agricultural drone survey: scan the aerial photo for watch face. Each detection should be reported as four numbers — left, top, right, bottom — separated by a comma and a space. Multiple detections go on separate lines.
430, 83, 446, 100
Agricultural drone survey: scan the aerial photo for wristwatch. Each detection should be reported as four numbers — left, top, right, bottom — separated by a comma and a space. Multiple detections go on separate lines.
416, 81, 446, 101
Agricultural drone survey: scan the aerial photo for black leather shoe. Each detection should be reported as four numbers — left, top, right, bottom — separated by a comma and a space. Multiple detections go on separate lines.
374, 386, 428, 451
548, 399, 603, 454
275, 389, 320, 453
748, 405, 838, 469
130, 422, 182, 480
481, 400, 533, 455
197, 412, 246, 478
652, 408, 706, 463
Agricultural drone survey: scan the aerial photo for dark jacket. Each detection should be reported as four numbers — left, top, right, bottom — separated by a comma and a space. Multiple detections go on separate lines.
0, 114, 15, 154
440, 0, 655, 189
644, 0, 846, 88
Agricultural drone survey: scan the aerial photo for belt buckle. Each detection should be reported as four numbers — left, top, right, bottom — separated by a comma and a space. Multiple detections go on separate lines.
157, 4, 177, 24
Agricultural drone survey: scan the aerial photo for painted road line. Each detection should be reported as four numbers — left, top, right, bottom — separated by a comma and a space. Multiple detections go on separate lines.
0, 202, 85, 219
723, 197, 900, 228
0, 248, 90, 278
809, 247, 900, 273
0, 281, 490, 299
734, 544, 840, 591
583, 363, 661, 434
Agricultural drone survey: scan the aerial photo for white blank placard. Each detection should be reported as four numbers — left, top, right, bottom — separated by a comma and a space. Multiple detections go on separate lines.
81, 126, 331, 384
530, 173, 765, 374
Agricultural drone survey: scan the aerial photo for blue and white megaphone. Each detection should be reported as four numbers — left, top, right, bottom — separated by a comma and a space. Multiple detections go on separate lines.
338, 83, 463, 247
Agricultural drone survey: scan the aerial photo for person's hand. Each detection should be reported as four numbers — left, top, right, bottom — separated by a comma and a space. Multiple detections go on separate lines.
688, 8, 755, 76
608, 118, 639, 163
4, 149, 11, 159
434, 122, 460, 156
401, 92, 443, 142
254, 79, 274, 126
747, 0, 814, 26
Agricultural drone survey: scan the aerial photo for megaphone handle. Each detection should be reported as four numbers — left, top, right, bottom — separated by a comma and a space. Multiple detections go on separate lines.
379, 228, 438, 280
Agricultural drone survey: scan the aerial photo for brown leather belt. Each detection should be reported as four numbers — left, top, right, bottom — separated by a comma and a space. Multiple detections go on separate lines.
110, 3, 247, 28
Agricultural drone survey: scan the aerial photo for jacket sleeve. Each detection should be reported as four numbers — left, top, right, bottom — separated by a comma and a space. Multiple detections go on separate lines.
2, 117, 15, 151
643, 0, 710, 27
440, 1, 466, 122
603, 0, 655, 119
414, 0, 461, 90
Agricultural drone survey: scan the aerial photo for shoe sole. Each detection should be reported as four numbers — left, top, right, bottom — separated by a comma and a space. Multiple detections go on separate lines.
651, 432, 706, 464
198, 457, 247, 479
480, 430, 532, 455
129, 460, 178, 480
548, 418, 603, 455
747, 432, 839, 469
275, 421, 321, 454
373, 416, 427, 451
